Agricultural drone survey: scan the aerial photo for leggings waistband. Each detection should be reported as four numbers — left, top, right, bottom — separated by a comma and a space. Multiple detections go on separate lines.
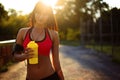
26, 72, 60, 80
42, 72, 60, 80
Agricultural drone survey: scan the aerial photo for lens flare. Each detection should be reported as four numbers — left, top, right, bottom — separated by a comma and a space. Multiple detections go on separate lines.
40, 0, 58, 8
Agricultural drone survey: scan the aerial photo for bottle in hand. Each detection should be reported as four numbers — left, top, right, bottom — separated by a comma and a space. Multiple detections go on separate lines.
27, 41, 38, 64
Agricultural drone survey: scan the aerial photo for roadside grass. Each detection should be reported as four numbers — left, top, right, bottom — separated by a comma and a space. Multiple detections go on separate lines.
0, 60, 14, 73
112, 47, 120, 63
86, 45, 113, 55
60, 40, 80, 46
86, 45, 120, 63
0, 65, 8, 73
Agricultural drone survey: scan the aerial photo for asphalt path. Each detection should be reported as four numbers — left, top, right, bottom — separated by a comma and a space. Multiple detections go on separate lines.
0, 45, 120, 80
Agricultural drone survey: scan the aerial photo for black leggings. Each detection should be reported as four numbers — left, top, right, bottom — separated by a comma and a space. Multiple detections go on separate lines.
26, 72, 60, 80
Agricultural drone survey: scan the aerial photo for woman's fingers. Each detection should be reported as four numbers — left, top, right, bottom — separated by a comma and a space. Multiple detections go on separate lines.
24, 48, 35, 59
26, 53, 34, 59
25, 48, 34, 54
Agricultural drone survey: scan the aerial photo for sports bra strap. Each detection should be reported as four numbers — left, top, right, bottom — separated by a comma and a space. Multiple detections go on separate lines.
46, 28, 52, 41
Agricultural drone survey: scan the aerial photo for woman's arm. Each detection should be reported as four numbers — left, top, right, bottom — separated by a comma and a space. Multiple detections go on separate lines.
51, 31, 64, 80
13, 28, 33, 62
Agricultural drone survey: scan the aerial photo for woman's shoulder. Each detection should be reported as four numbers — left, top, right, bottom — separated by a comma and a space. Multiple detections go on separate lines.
48, 29, 58, 35
48, 29, 58, 36
18, 27, 31, 33
17, 27, 31, 39
16, 27, 32, 42
48, 29, 59, 41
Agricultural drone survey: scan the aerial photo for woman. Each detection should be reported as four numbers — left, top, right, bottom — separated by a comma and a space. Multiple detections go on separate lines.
13, 1, 64, 80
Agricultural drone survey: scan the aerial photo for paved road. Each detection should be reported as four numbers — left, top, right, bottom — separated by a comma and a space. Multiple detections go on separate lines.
0, 45, 120, 80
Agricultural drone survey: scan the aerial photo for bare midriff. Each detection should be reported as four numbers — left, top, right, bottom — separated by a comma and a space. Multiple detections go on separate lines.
26, 55, 55, 80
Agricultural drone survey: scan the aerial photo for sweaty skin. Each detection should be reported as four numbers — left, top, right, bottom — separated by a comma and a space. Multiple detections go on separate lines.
14, 27, 61, 80
14, 1, 64, 80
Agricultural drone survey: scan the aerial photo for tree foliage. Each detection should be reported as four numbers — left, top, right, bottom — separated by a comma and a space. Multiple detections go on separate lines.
0, 3, 29, 40
95, 8, 120, 44
0, 3, 8, 20
0, 1, 120, 43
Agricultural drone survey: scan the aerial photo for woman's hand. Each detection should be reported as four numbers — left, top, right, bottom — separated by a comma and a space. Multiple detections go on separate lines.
13, 48, 34, 62
23, 48, 34, 59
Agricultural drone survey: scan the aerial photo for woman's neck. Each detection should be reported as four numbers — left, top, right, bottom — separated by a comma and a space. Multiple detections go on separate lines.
34, 23, 45, 29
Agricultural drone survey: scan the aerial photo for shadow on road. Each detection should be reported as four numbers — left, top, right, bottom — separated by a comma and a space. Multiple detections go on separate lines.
0, 45, 120, 80
60, 45, 120, 80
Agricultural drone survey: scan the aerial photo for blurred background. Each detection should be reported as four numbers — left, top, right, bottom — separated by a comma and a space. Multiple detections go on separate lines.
0, 0, 120, 78
0, 0, 120, 60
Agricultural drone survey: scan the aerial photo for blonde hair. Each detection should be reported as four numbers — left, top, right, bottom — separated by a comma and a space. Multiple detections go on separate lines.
28, 1, 58, 31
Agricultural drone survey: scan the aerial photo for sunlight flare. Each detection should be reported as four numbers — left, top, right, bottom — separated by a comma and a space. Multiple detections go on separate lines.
40, 0, 58, 8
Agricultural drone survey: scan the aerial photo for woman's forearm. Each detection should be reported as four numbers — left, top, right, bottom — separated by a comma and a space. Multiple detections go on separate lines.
57, 69, 64, 80
53, 63, 64, 80
13, 53, 26, 62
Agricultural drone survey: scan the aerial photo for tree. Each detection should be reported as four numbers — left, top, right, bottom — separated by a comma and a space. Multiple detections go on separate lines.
0, 3, 29, 40
8, 9, 17, 17
56, 0, 91, 28
55, 0, 91, 40
0, 3, 8, 23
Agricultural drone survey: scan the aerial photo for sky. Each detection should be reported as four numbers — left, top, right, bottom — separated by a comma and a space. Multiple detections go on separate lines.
0, 0, 120, 15
103, 0, 120, 8
0, 0, 39, 14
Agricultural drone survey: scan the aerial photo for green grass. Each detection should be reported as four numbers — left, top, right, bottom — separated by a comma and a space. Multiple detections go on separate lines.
112, 47, 120, 63
86, 45, 120, 63
0, 60, 15, 73
86, 45, 113, 55
60, 40, 80, 46
0, 65, 8, 73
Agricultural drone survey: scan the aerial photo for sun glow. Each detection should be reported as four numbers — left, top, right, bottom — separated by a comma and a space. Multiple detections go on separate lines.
0, 0, 58, 15
40, 0, 58, 8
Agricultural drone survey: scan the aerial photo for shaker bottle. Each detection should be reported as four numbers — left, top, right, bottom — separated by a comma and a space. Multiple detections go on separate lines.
27, 41, 38, 64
